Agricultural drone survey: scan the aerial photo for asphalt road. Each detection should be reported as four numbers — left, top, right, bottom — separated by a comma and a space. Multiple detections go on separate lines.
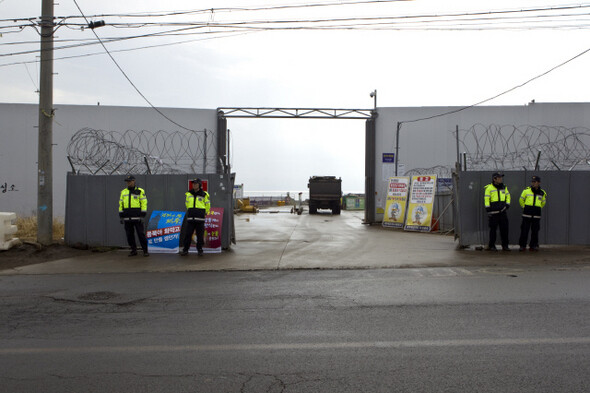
1, 266, 589, 392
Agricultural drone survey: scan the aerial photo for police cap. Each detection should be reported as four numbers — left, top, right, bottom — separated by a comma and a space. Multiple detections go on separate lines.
124, 175, 135, 182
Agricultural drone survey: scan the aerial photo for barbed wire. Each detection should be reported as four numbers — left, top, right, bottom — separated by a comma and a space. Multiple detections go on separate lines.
405, 165, 453, 177
67, 127, 217, 175
457, 124, 590, 171
402, 124, 590, 177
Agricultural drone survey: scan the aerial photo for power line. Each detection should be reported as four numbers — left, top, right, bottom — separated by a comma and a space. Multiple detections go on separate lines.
71, 0, 200, 133
4, 9, 590, 60
0, 31, 257, 68
399, 44, 590, 125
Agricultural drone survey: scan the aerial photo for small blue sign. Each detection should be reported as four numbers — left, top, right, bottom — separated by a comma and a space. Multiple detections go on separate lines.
383, 153, 395, 163
437, 177, 453, 191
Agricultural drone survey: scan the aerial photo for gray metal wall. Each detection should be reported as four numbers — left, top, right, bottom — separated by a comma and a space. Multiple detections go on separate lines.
65, 173, 234, 249
371, 103, 590, 223
454, 170, 590, 246
0, 103, 217, 217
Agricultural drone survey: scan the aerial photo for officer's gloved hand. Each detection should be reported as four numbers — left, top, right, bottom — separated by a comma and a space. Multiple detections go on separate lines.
140, 212, 147, 218
119, 212, 124, 224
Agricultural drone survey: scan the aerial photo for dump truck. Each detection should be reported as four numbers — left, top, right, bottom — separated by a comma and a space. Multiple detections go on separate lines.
307, 176, 342, 215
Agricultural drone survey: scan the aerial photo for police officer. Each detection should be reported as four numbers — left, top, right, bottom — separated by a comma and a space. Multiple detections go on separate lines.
484, 172, 511, 251
119, 175, 149, 257
518, 175, 547, 251
180, 178, 210, 256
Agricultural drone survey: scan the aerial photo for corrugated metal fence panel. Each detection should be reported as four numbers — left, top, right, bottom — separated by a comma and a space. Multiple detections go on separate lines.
65, 173, 233, 249
85, 176, 107, 246
456, 170, 590, 246
65, 174, 87, 246
456, 171, 485, 246
541, 171, 568, 245
569, 171, 590, 245
433, 193, 453, 232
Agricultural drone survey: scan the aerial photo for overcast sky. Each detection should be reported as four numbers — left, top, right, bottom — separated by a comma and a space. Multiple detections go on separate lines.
2, 0, 590, 194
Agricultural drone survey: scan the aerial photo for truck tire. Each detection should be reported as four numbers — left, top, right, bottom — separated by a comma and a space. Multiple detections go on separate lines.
332, 204, 341, 215
309, 202, 317, 215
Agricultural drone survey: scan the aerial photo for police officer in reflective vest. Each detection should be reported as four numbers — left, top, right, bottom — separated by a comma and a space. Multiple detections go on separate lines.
484, 172, 511, 251
180, 178, 210, 256
119, 175, 149, 257
518, 175, 547, 251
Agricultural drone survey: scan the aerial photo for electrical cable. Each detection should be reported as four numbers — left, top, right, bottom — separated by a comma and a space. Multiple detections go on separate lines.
0, 30, 257, 68
399, 44, 590, 126
71, 0, 201, 133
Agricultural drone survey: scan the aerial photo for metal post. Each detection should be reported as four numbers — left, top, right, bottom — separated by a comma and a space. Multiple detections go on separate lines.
455, 125, 460, 171
144, 156, 152, 174
37, 0, 54, 245
203, 129, 207, 172
534, 150, 541, 170
217, 115, 228, 174
395, 122, 401, 176
227, 129, 231, 174
364, 116, 376, 224
370, 90, 377, 111
67, 156, 76, 174
462, 152, 467, 171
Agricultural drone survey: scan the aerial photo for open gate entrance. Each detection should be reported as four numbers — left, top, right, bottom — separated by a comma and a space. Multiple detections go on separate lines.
216, 107, 377, 224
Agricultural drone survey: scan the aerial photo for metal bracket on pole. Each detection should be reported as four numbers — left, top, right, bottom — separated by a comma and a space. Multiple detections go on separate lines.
82, 163, 93, 174
67, 155, 77, 174
534, 150, 541, 170
109, 163, 123, 175
93, 160, 109, 175
144, 156, 152, 175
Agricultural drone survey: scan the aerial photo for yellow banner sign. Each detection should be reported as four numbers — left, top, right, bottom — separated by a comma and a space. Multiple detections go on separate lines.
383, 177, 410, 228
404, 175, 437, 232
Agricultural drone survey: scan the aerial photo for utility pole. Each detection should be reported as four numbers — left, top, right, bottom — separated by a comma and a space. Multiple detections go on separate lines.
395, 121, 401, 176
37, 0, 54, 245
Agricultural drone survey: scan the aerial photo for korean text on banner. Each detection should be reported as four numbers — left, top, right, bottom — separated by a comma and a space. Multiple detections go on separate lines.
183, 207, 224, 254
383, 177, 410, 228
203, 207, 223, 253
146, 208, 224, 253
146, 211, 184, 253
404, 175, 437, 232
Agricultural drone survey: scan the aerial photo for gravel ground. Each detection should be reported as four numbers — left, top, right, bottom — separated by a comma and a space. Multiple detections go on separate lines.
0, 242, 110, 271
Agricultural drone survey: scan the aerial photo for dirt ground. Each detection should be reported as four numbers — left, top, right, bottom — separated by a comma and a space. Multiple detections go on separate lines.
0, 242, 112, 271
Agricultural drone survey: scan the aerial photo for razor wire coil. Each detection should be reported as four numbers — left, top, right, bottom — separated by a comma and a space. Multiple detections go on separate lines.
67, 128, 217, 175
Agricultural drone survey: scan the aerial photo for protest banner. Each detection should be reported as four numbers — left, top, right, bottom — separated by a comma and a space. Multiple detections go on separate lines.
383, 176, 410, 228
404, 175, 437, 232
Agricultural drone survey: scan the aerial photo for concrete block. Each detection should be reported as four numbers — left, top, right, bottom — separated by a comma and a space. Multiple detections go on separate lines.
0, 212, 20, 250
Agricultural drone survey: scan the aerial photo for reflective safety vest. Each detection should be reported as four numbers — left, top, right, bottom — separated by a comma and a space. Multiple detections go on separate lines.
519, 186, 546, 218
119, 187, 147, 219
185, 190, 210, 221
484, 183, 510, 214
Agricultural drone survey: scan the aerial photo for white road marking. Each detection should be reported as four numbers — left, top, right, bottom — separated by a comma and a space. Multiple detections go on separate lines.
3, 337, 590, 355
